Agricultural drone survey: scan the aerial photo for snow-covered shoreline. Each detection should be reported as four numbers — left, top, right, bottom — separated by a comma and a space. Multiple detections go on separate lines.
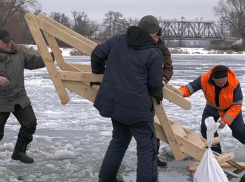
23, 44, 245, 56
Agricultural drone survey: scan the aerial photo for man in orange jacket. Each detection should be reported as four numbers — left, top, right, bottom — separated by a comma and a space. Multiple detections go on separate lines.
179, 65, 245, 153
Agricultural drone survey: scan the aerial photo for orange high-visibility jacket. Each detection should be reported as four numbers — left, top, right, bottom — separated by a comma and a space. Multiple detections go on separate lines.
179, 66, 243, 125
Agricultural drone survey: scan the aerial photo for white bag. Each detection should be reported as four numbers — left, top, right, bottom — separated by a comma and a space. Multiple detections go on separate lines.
193, 117, 228, 182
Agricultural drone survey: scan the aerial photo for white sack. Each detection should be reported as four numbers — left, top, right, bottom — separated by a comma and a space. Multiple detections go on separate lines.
193, 117, 228, 182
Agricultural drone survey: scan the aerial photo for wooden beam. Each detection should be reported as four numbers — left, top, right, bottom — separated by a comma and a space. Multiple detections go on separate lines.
63, 81, 98, 103
57, 70, 103, 82
24, 13, 70, 105
69, 64, 92, 72
28, 13, 94, 56
37, 13, 97, 48
164, 82, 183, 96
43, 31, 82, 72
163, 87, 191, 110
154, 100, 184, 161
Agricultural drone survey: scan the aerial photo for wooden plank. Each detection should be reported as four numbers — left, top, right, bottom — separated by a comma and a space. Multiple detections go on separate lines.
69, 64, 92, 72
189, 161, 245, 169
154, 117, 168, 143
216, 152, 235, 164
171, 123, 187, 137
186, 132, 206, 148
43, 31, 82, 72
29, 13, 94, 56
37, 13, 97, 48
57, 71, 103, 82
163, 87, 191, 110
175, 134, 206, 161
24, 13, 70, 105
213, 151, 245, 170
63, 81, 98, 103
154, 100, 184, 160
169, 119, 221, 146
164, 82, 183, 96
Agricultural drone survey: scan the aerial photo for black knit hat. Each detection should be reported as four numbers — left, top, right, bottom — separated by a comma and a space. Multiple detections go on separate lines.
0, 29, 13, 43
212, 65, 228, 79
138, 15, 160, 33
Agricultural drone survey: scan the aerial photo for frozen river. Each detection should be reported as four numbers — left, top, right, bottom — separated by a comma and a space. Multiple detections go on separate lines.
1, 54, 245, 182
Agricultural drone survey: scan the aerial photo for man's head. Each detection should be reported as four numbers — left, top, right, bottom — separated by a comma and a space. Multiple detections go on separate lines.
212, 65, 228, 87
138, 15, 160, 39
0, 29, 13, 52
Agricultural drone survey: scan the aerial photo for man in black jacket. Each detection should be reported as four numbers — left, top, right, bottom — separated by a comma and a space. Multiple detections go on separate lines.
91, 15, 164, 182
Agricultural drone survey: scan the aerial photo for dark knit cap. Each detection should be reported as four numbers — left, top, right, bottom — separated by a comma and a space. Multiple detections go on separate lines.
138, 15, 160, 33
212, 65, 228, 79
0, 29, 13, 43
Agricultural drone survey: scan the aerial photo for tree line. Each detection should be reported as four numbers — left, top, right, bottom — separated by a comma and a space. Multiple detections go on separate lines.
1, 0, 245, 49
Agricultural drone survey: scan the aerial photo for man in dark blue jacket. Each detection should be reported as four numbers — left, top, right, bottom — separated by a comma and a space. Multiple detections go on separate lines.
91, 15, 164, 182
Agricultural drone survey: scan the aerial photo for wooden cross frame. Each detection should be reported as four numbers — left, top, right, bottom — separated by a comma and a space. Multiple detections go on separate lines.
25, 13, 245, 179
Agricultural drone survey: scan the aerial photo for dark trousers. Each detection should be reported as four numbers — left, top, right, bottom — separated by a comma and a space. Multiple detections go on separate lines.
0, 104, 37, 141
201, 105, 245, 152
99, 119, 157, 182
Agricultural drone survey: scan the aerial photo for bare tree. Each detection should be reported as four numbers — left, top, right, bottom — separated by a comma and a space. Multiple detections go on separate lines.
102, 11, 130, 38
214, 0, 245, 49
87, 21, 100, 40
50, 12, 71, 28
0, 0, 38, 27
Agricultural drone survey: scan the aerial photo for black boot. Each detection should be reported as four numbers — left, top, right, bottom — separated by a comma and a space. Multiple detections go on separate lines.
157, 156, 167, 167
11, 138, 34, 164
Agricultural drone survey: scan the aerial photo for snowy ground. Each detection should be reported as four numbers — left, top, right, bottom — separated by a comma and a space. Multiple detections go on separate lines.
1, 55, 245, 182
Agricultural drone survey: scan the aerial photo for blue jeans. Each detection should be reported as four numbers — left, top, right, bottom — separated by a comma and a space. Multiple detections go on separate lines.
99, 119, 157, 182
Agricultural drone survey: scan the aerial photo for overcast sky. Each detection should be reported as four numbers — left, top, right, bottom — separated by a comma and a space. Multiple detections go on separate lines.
37, 0, 221, 22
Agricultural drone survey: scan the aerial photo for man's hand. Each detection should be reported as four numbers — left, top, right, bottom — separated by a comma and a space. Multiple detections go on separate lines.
218, 119, 226, 129
0, 76, 9, 86
162, 77, 168, 83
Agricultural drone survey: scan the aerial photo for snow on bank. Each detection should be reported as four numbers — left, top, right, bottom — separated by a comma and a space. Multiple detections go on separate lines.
24, 44, 245, 56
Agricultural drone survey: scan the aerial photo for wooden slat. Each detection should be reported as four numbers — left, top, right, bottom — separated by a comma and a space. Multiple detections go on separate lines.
163, 87, 191, 110
190, 161, 245, 169
164, 82, 183, 96
169, 119, 221, 146
29, 13, 94, 56
154, 116, 168, 143
24, 13, 70, 105
186, 132, 206, 148
171, 123, 187, 137
37, 13, 97, 48
43, 31, 82, 72
69, 64, 92, 72
63, 81, 98, 103
175, 134, 206, 161
154, 100, 184, 160
57, 71, 103, 82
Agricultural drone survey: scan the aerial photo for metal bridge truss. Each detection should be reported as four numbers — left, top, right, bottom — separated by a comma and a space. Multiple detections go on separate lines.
160, 20, 224, 40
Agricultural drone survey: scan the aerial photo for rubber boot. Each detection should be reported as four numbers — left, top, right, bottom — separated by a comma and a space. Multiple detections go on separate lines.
11, 138, 34, 164
157, 156, 167, 167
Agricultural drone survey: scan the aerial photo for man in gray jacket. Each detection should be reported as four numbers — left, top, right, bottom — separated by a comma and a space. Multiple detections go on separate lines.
0, 29, 46, 164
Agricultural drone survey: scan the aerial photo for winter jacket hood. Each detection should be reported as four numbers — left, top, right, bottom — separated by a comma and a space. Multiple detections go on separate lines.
126, 26, 156, 49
